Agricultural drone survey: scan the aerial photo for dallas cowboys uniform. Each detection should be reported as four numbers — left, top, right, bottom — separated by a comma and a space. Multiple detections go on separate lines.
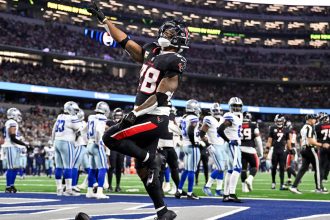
44, 145, 55, 177
3, 119, 22, 170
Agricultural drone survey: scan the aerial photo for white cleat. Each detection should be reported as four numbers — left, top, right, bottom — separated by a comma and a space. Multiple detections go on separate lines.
168, 184, 177, 195
96, 193, 109, 199
245, 179, 253, 192
242, 182, 249, 193
72, 186, 81, 193
78, 183, 87, 190
289, 187, 302, 194
163, 182, 171, 193
57, 189, 63, 196
63, 189, 81, 196
86, 192, 97, 199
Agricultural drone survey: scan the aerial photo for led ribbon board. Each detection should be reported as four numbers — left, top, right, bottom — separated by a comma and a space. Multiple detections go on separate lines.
0, 82, 329, 114
226, 0, 330, 6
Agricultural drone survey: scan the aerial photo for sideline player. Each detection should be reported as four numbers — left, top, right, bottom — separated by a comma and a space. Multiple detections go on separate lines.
240, 112, 263, 192
266, 114, 292, 190
44, 140, 55, 178
86, 101, 110, 199
285, 120, 297, 186
3, 108, 29, 193
107, 108, 125, 193
289, 114, 329, 194
89, 2, 190, 218
315, 112, 330, 187
52, 101, 81, 196
201, 102, 226, 197
217, 97, 243, 203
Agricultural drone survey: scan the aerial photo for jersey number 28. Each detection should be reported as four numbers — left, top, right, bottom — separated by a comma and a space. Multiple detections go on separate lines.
139, 64, 160, 94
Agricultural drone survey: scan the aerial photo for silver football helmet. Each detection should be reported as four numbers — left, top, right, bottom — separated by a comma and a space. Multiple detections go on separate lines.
77, 109, 85, 121
64, 101, 80, 116
95, 101, 110, 117
274, 114, 286, 128
112, 108, 124, 122
186, 99, 201, 116
7, 108, 22, 122
228, 97, 243, 112
210, 102, 223, 118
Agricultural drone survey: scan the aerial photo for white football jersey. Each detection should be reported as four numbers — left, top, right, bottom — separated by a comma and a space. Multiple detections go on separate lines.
53, 114, 82, 142
87, 114, 107, 144
19, 146, 27, 156
203, 115, 225, 145
2, 119, 22, 147
44, 146, 55, 159
223, 112, 243, 144
76, 121, 88, 146
181, 114, 200, 146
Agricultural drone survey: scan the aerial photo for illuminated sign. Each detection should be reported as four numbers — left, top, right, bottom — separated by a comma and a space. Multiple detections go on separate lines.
188, 27, 221, 35
47, 2, 91, 15
310, 34, 330, 40
227, 0, 330, 6
223, 32, 245, 38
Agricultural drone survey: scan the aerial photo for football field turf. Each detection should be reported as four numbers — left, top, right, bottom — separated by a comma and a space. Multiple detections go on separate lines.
0, 172, 329, 201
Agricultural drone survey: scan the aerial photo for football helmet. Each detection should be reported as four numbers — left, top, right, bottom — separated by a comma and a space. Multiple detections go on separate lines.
7, 108, 22, 122
77, 109, 85, 121
64, 101, 80, 116
243, 112, 252, 122
158, 20, 190, 50
285, 120, 292, 130
210, 102, 223, 118
228, 97, 243, 113
274, 114, 286, 128
112, 108, 124, 122
95, 101, 110, 117
186, 99, 201, 116
318, 112, 329, 123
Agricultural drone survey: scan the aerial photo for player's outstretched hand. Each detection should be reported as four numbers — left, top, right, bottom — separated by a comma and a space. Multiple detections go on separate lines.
322, 143, 330, 149
87, 1, 106, 23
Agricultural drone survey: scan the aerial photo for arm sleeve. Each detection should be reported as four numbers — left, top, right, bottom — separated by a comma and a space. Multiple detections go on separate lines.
255, 136, 263, 157
268, 127, 273, 138
217, 122, 230, 143
188, 121, 197, 145
10, 134, 27, 146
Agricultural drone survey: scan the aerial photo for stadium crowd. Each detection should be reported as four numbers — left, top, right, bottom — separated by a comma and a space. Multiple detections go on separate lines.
1, 18, 330, 82
1, 61, 329, 108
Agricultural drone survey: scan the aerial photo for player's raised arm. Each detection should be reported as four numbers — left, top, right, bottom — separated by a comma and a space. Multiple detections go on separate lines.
87, 2, 143, 63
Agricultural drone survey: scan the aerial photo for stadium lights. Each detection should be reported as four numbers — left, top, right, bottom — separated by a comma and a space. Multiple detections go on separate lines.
226, 0, 330, 6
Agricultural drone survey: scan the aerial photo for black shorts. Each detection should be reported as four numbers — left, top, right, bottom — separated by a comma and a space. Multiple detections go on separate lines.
241, 152, 259, 170
105, 114, 169, 169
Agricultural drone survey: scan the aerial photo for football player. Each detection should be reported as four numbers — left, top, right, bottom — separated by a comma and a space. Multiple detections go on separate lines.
240, 112, 263, 192
315, 112, 330, 187
217, 97, 243, 203
3, 108, 29, 193
266, 114, 292, 190
201, 102, 226, 197
86, 101, 110, 199
285, 120, 297, 186
107, 108, 125, 193
175, 99, 201, 200
89, 2, 190, 218
290, 114, 329, 194
44, 140, 55, 178
52, 101, 81, 196
72, 109, 90, 193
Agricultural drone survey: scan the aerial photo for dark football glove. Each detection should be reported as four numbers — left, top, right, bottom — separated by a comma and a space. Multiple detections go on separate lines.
87, 1, 106, 23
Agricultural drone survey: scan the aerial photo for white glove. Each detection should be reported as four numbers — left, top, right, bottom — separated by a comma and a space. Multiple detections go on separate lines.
207, 144, 216, 155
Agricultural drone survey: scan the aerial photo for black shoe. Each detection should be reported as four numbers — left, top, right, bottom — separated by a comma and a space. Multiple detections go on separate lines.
222, 195, 230, 202
187, 193, 200, 200
156, 210, 177, 220
229, 194, 243, 203
5, 187, 12, 193
93, 186, 97, 194
115, 186, 121, 192
280, 185, 288, 190
108, 186, 113, 192
11, 186, 17, 193
174, 191, 182, 199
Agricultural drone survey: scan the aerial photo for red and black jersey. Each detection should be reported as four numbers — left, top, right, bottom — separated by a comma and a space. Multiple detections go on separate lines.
241, 122, 258, 148
268, 125, 290, 152
315, 122, 330, 143
135, 42, 187, 107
